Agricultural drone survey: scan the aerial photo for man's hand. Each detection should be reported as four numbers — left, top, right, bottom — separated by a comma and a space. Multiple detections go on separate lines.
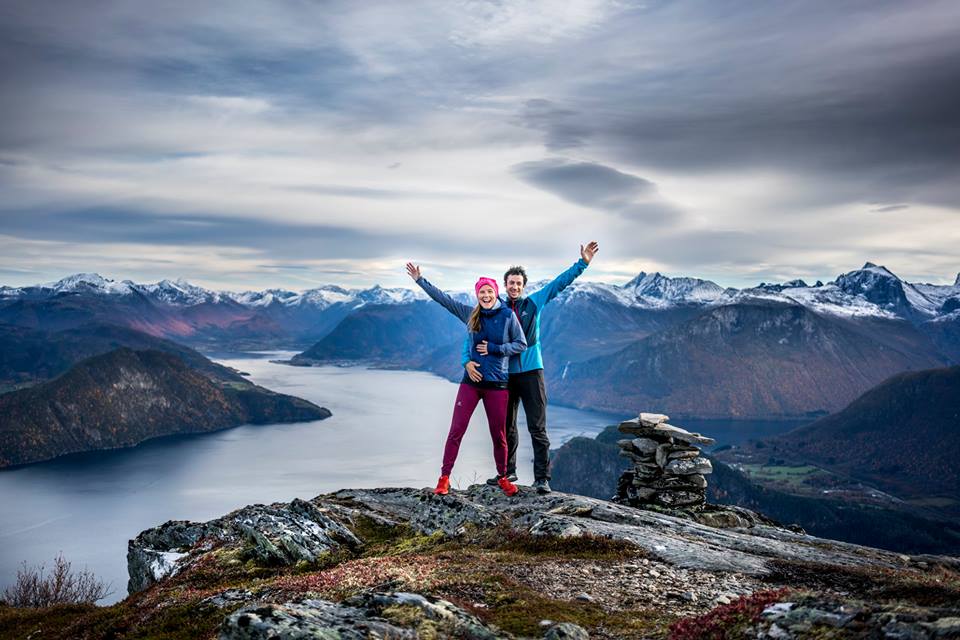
580, 241, 599, 264
405, 262, 422, 281
465, 361, 482, 383
476, 340, 489, 356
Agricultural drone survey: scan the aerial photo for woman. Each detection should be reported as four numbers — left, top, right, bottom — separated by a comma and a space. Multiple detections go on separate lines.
434, 277, 527, 496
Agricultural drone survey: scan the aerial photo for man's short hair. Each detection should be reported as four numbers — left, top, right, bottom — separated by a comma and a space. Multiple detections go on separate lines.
504, 266, 528, 285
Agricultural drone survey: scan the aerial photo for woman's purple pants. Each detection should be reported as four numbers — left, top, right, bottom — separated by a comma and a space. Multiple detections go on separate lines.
441, 383, 509, 477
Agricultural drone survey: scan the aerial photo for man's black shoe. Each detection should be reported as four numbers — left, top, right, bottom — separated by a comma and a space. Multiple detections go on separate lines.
486, 474, 517, 486
533, 479, 552, 494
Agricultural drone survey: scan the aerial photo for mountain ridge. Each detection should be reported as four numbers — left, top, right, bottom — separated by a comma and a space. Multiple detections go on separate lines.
728, 365, 960, 503
4, 261, 959, 322
0, 347, 331, 468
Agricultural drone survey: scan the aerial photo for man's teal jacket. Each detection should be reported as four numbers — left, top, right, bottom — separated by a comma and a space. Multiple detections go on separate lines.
416, 258, 588, 374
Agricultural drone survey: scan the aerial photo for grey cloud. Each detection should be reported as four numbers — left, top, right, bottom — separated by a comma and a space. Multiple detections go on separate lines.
1, 1, 958, 287
629, 229, 768, 267
519, 3, 960, 208
512, 158, 653, 206
519, 99, 588, 150
0, 267, 43, 276
288, 184, 496, 200
0, 205, 550, 262
511, 158, 678, 224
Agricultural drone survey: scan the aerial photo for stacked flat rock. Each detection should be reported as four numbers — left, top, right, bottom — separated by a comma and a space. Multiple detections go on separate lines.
614, 412, 716, 509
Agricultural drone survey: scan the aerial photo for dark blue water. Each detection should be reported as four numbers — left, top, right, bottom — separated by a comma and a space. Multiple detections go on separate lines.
0, 352, 806, 604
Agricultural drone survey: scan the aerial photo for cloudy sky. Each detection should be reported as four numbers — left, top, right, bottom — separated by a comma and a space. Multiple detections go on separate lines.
1, 0, 958, 291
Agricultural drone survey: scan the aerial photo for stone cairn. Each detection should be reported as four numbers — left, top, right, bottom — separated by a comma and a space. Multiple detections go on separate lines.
615, 412, 716, 509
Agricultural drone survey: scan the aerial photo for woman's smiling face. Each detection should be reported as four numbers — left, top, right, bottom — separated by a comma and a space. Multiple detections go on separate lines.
476, 284, 497, 308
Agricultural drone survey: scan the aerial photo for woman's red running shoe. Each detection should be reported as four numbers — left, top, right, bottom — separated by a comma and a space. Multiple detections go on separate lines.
434, 475, 450, 495
497, 476, 519, 496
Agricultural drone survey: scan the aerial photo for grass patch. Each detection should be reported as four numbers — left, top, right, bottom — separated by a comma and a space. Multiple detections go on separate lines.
0, 598, 241, 640
170, 546, 275, 594
763, 558, 960, 608
380, 604, 445, 639
740, 464, 824, 483
904, 496, 958, 508
0, 602, 100, 639
270, 555, 444, 601
738, 464, 841, 495
467, 525, 645, 561
435, 569, 673, 639
348, 515, 450, 558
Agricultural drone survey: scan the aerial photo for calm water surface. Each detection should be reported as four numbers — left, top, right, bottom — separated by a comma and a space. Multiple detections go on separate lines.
0, 352, 805, 604
0, 353, 620, 603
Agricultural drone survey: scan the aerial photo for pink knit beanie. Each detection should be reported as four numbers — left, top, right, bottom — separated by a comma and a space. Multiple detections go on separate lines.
474, 277, 499, 297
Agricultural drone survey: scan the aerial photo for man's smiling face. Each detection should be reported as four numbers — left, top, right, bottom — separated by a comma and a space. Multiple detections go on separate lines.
505, 274, 525, 300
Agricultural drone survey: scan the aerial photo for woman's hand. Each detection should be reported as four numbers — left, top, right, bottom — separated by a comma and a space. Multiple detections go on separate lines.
476, 340, 489, 356
405, 262, 421, 281
465, 361, 482, 383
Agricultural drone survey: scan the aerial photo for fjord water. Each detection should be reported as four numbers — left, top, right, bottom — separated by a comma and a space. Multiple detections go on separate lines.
0, 353, 621, 604
0, 352, 804, 604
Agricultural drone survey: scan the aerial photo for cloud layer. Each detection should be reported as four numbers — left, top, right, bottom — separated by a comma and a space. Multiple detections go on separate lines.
0, 0, 957, 289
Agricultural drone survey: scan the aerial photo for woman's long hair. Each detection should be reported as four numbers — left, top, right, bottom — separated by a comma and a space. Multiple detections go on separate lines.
468, 305, 482, 332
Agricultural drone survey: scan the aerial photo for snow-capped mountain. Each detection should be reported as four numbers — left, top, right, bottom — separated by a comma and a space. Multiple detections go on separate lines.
752, 279, 819, 292
226, 288, 301, 307
2, 264, 957, 342
354, 285, 423, 306
293, 285, 357, 308
228, 284, 424, 309
0, 274, 425, 309
551, 280, 641, 308
625, 271, 727, 307
40, 273, 138, 296
532, 263, 960, 322
551, 272, 728, 310
140, 279, 229, 306
559, 262, 960, 322
770, 284, 898, 319
566, 263, 957, 321
832, 262, 940, 318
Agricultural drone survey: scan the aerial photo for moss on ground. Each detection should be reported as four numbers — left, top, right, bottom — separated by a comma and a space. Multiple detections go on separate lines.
432, 562, 674, 639
380, 604, 443, 639
470, 525, 646, 560
763, 557, 960, 608
0, 598, 241, 640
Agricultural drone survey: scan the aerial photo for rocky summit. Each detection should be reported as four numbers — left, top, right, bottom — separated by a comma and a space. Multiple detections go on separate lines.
90, 484, 960, 639
5, 483, 960, 638
615, 412, 716, 509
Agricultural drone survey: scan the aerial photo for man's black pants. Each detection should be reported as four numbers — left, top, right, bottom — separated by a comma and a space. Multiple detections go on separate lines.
504, 369, 550, 480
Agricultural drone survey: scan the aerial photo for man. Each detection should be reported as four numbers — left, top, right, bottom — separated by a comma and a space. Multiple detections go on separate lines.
406, 241, 599, 493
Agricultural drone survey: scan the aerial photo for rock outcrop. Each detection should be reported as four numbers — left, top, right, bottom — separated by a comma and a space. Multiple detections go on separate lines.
11, 483, 959, 639
128, 497, 360, 593
118, 484, 960, 639
220, 592, 500, 640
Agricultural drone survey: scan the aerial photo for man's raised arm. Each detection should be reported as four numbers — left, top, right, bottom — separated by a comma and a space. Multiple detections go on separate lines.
406, 262, 472, 323
528, 241, 599, 307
